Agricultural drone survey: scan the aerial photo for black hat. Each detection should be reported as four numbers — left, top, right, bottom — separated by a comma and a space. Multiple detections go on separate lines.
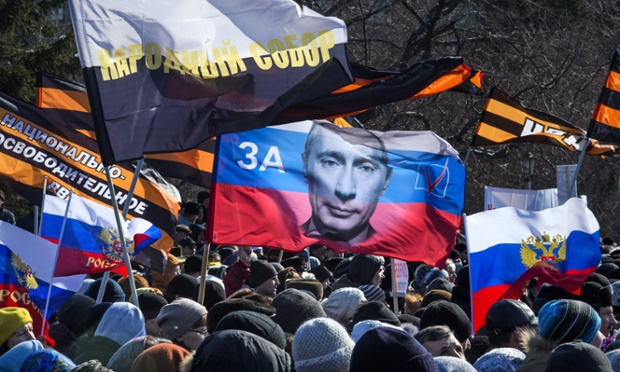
486, 299, 537, 336
180, 237, 198, 247
206, 298, 276, 334
249, 260, 278, 288
183, 202, 200, 215
138, 292, 168, 320
271, 289, 326, 334
546, 341, 612, 372
310, 265, 333, 283
175, 224, 191, 233
352, 301, 401, 327
285, 278, 323, 301
183, 254, 203, 274
580, 272, 614, 309
215, 310, 286, 349
419, 300, 472, 343
57, 294, 96, 336
164, 273, 198, 303
532, 285, 579, 315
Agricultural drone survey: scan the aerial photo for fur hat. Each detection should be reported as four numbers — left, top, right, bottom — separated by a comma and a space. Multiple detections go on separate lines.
358, 284, 386, 303
271, 289, 326, 334
321, 287, 366, 325
538, 299, 601, 343
249, 260, 278, 288
138, 292, 168, 320
350, 326, 437, 372
580, 272, 614, 310
421, 289, 452, 308
419, 300, 472, 343
546, 341, 612, 371
352, 301, 401, 327
293, 318, 355, 372
0, 307, 33, 346
95, 302, 146, 346
206, 299, 276, 334
473, 348, 526, 372
156, 298, 207, 340
214, 310, 286, 349
285, 279, 323, 301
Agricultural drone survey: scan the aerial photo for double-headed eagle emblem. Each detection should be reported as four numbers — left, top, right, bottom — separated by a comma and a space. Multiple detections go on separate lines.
99, 227, 135, 262
520, 232, 567, 268
11, 253, 38, 289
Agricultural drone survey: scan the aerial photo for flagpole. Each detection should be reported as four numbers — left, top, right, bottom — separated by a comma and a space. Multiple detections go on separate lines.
197, 243, 211, 305
96, 158, 145, 304
567, 138, 588, 201
463, 147, 473, 166
40, 190, 73, 337
36, 176, 48, 236
390, 258, 399, 314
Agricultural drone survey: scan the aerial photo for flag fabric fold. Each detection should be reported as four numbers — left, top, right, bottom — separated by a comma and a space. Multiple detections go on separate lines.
41, 194, 161, 277
473, 88, 616, 156
464, 197, 601, 333
0, 221, 85, 338
208, 120, 465, 265
588, 44, 620, 144
68, 0, 353, 165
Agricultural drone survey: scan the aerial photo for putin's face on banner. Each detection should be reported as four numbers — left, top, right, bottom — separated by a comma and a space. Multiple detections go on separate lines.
302, 123, 392, 243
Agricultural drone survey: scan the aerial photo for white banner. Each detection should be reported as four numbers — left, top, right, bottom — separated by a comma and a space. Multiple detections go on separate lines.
556, 164, 578, 205
484, 186, 558, 211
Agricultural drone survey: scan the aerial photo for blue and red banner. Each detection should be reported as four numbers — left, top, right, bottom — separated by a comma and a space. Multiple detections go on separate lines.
465, 197, 601, 333
207, 120, 465, 264
0, 221, 85, 340
41, 194, 161, 277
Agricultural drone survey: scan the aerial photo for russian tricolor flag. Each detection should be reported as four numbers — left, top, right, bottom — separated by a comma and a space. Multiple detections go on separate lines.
0, 221, 85, 340
465, 197, 601, 333
41, 194, 162, 277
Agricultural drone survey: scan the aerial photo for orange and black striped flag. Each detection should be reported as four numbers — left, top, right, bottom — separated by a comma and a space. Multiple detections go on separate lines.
36, 72, 215, 188
588, 44, 620, 144
473, 88, 616, 156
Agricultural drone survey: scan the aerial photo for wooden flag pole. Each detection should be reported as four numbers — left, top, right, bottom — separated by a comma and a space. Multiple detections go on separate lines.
391, 258, 398, 314
197, 243, 211, 306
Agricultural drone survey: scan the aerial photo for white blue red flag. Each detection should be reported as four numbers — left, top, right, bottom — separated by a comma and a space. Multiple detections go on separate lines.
0, 221, 85, 340
465, 197, 601, 333
41, 194, 162, 276
207, 120, 465, 264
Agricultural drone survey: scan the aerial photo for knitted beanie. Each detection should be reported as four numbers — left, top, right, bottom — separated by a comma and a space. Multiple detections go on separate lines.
333, 257, 352, 279
19, 349, 76, 372
350, 326, 437, 372
183, 254, 203, 274
321, 287, 366, 325
426, 278, 454, 293
196, 280, 226, 311
214, 310, 286, 349
156, 298, 207, 340
95, 302, 147, 346
546, 341, 612, 372
249, 260, 278, 288
164, 274, 199, 302
138, 292, 168, 320
271, 288, 326, 334
349, 255, 383, 285
0, 340, 43, 371
84, 278, 126, 303
473, 348, 526, 372
293, 318, 355, 372
285, 279, 323, 301
352, 301, 401, 327
419, 300, 472, 343
106, 336, 172, 372
435, 356, 476, 372
130, 343, 190, 372
538, 299, 601, 343
57, 294, 96, 336
206, 298, 276, 334
0, 307, 33, 346
358, 284, 386, 303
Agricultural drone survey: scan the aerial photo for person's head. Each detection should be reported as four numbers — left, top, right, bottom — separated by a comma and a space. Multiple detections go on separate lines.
138, 292, 169, 336
414, 325, 464, 359
156, 298, 208, 351
419, 301, 472, 350
580, 272, 617, 336
293, 318, 355, 372
546, 341, 613, 372
0, 307, 35, 350
249, 260, 279, 298
182, 202, 200, 223
538, 299, 601, 345
174, 224, 191, 244
180, 237, 198, 257
485, 299, 538, 351
302, 122, 392, 242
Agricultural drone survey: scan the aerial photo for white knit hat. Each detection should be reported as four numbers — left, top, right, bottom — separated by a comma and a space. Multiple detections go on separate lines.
292, 318, 355, 372
321, 287, 366, 325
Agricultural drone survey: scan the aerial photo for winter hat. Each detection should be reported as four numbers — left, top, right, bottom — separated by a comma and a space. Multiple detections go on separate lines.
421, 289, 452, 308
398, 314, 421, 327
57, 294, 96, 336
130, 343, 190, 372
293, 318, 355, 372
48, 323, 76, 358
84, 278, 126, 302
422, 267, 448, 292
95, 302, 147, 346
270, 262, 285, 273
613, 280, 620, 307
138, 292, 168, 320
358, 284, 386, 303
454, 265, 470, 290
190, 330, 292, 372
532, 284, 579, 315
0, 340, 43, 371
434, 356, 476, 372
419, 300, 472, 343
473, 348, 526, 372
106, 336, 172, 371
606, 349, 620, 371
580, 272, 614, 310
249, 260, 278, 288
486, 299, 538, 336
84, 302, 113, 335
333, 257, 353, 279
214, 310, 286, 349
19, 349, 76, 372
157, 298, 207, 341
207, 265, 227, 279
271, 288, 326, 334
426, 278, 454, 293
164, 274, 199, 302
546, 341, 612, 372
183, 254, 203, 274
310, 265, 332, 283
596, 263, 620, 279
285, 278, 323, 301
349, 255, 383, 285
195, 280, 226, 311
206, 298, 276, 334
0, 307, 33, 346
352, 301, 401, 327
538, 299, 601, 343
350, 320, 403, 343
321, 287, 366, 325
350, 326, 438, 372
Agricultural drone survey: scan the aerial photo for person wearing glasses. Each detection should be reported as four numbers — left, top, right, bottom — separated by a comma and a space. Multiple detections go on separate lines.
157, 298, 208, 351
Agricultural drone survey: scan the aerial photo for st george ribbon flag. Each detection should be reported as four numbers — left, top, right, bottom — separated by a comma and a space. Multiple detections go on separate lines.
41, 194, 162, 277
207, 120, 465, 265
0, 221, 85, 339
473, 88, 616, 156
68, 0, 353, 165
465, 197, 601, 333
588, 44, 620, 144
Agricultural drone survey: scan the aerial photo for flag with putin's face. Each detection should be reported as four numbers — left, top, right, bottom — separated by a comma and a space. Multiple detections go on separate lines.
207, 120, 465, 265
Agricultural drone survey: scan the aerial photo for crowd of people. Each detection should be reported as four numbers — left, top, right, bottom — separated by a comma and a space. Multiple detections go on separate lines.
2, 194, 620, 371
